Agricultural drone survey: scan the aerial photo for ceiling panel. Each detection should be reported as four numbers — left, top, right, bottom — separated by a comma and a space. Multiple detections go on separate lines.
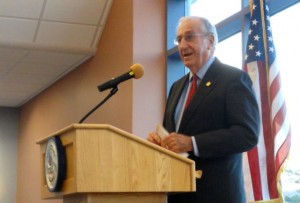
42, 0, 108, 25
0, 0, 44, 18
0, 17, 37, 42
0, 0, 113, 107
36, 21, 96, 47
0, 47, 28, 60
23, 51, 86, 66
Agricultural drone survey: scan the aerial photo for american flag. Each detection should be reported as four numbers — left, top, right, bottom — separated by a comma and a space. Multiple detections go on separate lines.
243, 0, 291, 202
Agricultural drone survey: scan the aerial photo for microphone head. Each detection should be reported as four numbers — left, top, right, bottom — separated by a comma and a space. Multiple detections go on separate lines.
130, 63, 144, 79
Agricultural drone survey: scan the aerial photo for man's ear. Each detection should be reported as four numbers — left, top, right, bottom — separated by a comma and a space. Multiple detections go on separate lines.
207, 34, 214, 50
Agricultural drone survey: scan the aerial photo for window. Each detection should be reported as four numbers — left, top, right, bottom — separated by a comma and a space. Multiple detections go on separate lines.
190, 0, 241, 24
215, 33, 242, 69
270, 3, 300, 201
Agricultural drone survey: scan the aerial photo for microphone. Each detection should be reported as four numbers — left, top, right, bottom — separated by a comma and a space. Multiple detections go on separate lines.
98, 64, 144, 92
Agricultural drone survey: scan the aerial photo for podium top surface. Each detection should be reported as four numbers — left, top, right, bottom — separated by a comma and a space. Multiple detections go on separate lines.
36, 123, 194, 164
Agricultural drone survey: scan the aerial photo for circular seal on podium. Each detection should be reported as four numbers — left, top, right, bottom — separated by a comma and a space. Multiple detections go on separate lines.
44, 136, 66, 192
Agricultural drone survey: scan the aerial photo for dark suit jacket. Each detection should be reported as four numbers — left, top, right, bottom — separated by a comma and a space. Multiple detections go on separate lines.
164, 59, 260, 203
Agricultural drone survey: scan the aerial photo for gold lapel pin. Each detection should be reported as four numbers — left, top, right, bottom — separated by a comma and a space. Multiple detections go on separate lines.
206, 81, 212, 87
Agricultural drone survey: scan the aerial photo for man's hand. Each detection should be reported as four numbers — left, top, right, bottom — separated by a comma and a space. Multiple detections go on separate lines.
161, 132, 193, 153
146, 132, 161, 146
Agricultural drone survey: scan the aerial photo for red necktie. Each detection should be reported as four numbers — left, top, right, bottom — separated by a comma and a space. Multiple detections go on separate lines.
184, 75, 197, 109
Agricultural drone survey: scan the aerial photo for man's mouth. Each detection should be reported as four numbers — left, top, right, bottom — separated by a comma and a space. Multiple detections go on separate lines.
183, 52, 193, 58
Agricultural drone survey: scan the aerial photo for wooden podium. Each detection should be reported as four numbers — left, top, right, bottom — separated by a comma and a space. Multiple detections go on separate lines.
36, 124, 196, 203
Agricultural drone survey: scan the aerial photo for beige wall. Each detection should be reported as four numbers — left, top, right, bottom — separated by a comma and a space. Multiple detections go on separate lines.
16, 0, 166, 202
132, 0, 166, 136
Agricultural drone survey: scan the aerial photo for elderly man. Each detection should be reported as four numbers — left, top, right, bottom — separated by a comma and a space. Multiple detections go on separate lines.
147, 16, 260, 203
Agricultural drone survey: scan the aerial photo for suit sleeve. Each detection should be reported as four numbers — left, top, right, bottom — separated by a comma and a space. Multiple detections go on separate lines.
195, 71, 260, 158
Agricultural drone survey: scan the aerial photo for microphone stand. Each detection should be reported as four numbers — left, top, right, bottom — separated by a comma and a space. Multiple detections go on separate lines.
78, 86, 119, 124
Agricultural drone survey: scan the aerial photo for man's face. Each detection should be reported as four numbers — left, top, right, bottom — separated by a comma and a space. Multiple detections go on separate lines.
176, 19, 213, 73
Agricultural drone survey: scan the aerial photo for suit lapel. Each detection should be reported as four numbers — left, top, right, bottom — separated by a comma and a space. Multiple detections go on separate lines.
179, 61, 220, 132
166, 75, 189, 131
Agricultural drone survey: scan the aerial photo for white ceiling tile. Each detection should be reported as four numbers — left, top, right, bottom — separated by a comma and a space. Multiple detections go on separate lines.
0, 82, 38, 106
36, 21, 96, 48
0, 61, 14, 78
9, 62, 51, 75
0, 17, 38, 42
11, 62, 71, 82
3, 72, 43, 85
0, 80, 35, 93
0, 0, 45, 19
23, 50, 87, 66
0, 47, 28, 62
0, 97, 24, 107
42, 0, 108, 25
0, 0, 113, 107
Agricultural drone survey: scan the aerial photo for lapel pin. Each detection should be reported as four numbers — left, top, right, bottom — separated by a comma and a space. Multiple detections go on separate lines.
206, 81, 212, 87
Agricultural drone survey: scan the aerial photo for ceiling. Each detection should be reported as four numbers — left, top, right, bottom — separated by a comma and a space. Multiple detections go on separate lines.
0, 0, 113, 107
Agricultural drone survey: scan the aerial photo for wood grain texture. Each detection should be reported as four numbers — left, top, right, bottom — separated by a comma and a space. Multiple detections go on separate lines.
37, 124, 196, 201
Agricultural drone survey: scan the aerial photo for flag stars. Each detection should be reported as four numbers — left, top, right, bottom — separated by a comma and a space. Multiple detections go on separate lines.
268, 36, 273, 42
249, 44, 255, 50
252, 19, 259, 26
249, 29, 253, 35
256, 51, 262, 57
245, 1, 276, 63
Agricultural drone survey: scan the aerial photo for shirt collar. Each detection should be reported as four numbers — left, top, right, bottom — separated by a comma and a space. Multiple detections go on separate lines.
189, 56, 215, 81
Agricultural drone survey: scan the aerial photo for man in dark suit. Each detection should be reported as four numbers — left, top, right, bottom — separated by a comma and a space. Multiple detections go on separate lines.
147, 16, 260, 203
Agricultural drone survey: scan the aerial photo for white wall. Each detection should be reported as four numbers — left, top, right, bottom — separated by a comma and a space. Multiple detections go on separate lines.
0, 107, 19, 203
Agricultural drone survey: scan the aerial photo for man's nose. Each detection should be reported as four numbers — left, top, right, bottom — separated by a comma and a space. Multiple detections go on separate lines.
179, 39, 189, 48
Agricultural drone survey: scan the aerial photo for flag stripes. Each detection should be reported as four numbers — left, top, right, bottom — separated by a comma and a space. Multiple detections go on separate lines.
243, 0, 291, 201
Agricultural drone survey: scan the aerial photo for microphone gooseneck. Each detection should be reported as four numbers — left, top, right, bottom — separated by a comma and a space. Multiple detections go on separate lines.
78, 87, 118, 124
